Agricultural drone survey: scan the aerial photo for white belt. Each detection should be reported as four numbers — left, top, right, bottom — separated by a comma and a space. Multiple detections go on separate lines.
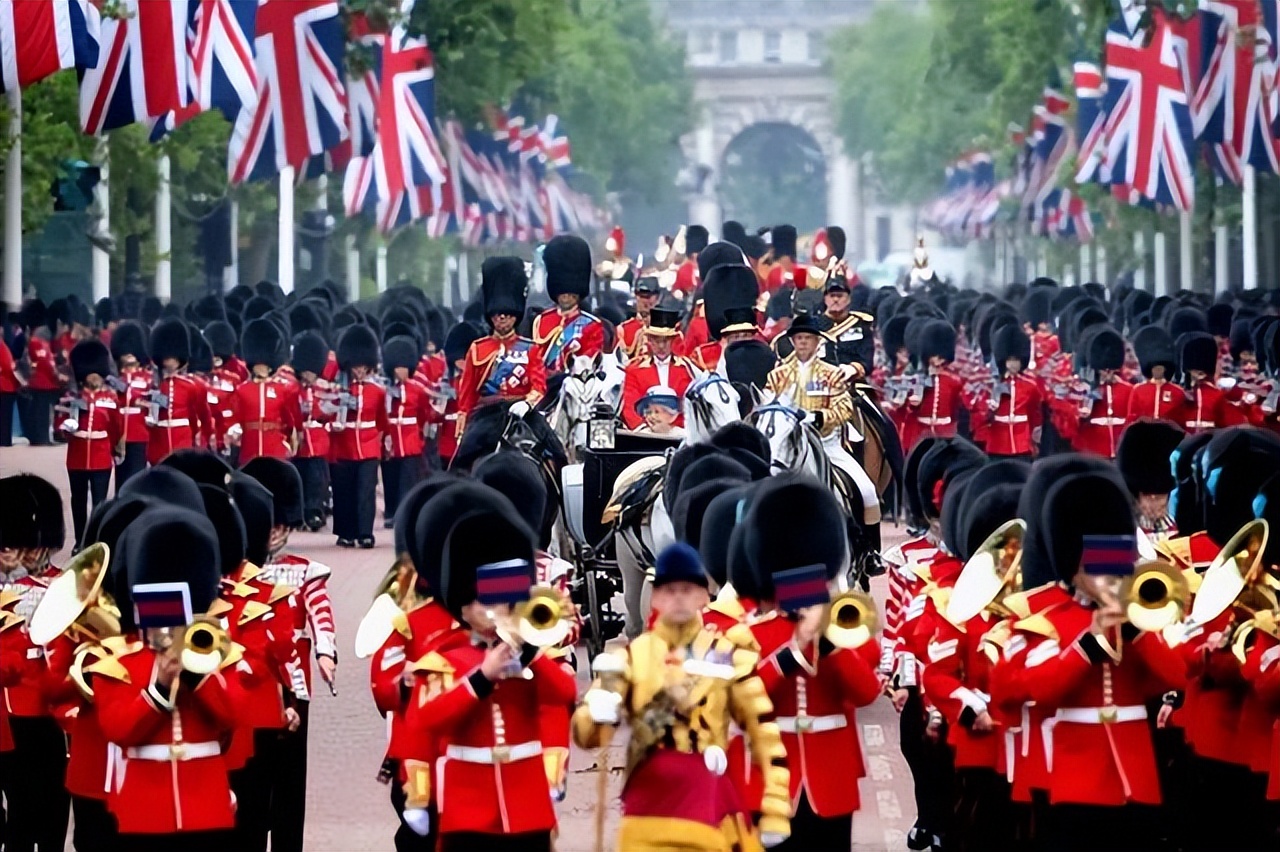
776, 714, 847, 734
387, 417, 418, 426
73, 430, 109, 440
126, 741, 221, 761
303, 420, 325, 428
1054, 705, 1147, 725
154, 418, 190, 427
1088, 417, 1126, 426
993, 414, 1027, 424
121, 406, 141, 414
445, 741, 541, 764
1186, 420, 1215, 429
445, 413, 459, 422
351, 420, 378, 429
918, 416, 952, 426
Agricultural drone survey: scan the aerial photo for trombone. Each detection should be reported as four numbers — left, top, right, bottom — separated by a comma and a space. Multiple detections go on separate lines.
498, 585, 573, 650
823, 590, 879, 649
1120, 561, 1190, 633
146, 616, 233, 676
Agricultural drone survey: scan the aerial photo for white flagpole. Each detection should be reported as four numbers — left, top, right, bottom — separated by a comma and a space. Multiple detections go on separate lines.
375, 241, 387, 294
1096, 244, 1108, 286
278, 166, 295, 294
1242, 165, 1259, 289
345, 233, 359, 303
4, 89, 23, 309
1079, 241, 1091, 283
225, 199, 239, 292
1214, 223, 1229, 294
1153, 230, 1169, 295
91, 138, 110, 302
1178, 211, 1193, 293
1133, 231, 1147, 292
155, 155, 171, 302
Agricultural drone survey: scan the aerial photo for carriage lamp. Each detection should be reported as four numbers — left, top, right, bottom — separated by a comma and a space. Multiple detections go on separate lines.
588, 403, 616, 450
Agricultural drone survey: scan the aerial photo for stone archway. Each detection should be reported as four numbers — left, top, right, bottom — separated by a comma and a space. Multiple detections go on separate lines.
719, 121, 827, 234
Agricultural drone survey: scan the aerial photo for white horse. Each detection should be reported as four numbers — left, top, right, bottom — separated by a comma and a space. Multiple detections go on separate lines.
550, 351, 625, 458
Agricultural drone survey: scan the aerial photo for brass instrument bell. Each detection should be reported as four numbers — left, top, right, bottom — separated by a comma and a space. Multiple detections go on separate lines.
355, 557, 422, 659
824, 590, 879, 649
512, 585, 572, 648
1120, 560, 1190, 633
1189, 520, 1269, 626
945, 520, 1025, 626
28, 543, 119, 646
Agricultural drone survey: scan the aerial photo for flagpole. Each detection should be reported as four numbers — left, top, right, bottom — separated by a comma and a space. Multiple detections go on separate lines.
1079, 242, 1090, 284
345, 233, 360, 302
1178, 211, 1192, 294
375, 240, 387, 294
1242, 165, 1259, 289
1133, 231, 1147, 292
225, 199, 239, 293
1153, 229, 1168, 296
279, 166, 295, 294
4, 89, 23, 309
91, 138, 110, 303
1096, 245, 1107, 286
1214, 222, 1229, 294
155, 155, 171, 302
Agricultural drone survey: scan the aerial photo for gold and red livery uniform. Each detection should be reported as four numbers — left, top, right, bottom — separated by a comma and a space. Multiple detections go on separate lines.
258, 554, 337, 696
145, 372, 211, 465
57, 386, 123, 471
620, 353, 698, 429
227, 376, 302, 462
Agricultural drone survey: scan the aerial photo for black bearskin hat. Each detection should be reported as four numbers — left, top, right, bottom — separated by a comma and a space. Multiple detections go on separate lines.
1086, 327, 1126, 372
440, 507, 536, 618
1178, 332, 1218, 378
473, 452, 548, 547
481, 256, 528, 320
723, 340, 777, 392
744, 475, 848, 597
71, 340, 112, 385
240, 317, 288, 371
1117, 420, 1185, 497
544, 234, 591, 300
228, 472, 274, 566
110, 321, 149, 365
444, 322, 484, 367
770, 225, 798, 260
0, 474, 65, 550
240, 456, 305, 530
1133, 326, 1176, 379
702, 264, 759, 340
337, 324, 379, 371
122, 508, 222, 616
292, 331, 330, 377
919, 319, 956, 363
382, 336, 420, 375
1041, 470, 1137, 584
149, 318, 190, 366
203, 321, 237, 360
993, 324, 1031, 369
685, 225, 710, 255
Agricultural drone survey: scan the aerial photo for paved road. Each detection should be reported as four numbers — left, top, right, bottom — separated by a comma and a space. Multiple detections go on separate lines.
1, 445, 918, 851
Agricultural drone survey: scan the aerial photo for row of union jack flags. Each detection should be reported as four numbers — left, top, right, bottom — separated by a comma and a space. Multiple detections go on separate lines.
922, 1, 1280, 242
0, 0, 600, 240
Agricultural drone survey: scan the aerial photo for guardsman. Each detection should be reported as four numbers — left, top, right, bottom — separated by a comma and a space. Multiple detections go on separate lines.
406, 502, 578, 852
692, 262, 760, 372
243, 457, 337, 852
381, 335, 432, 528
532, 235, 605, 374
763, 224, 805, 295
1019, 286, 1059, 370
739, 478, 882, 852
202, 321, 243, 457
617, 276, 681, 359
434, 324, 482, 469
971, 326, 1041, 460
1127, 326, 1182, 424
1072, 327, 1132, 459
22, 300, 64, 445
291, 331, 335, 532
672, 224, 709, 302
330, 324, 387, 549
597, 225, 636, 285
1115, 420, 1184, 545
620, 307, 699, 430
1172, 332, 1240, 435
573, 542, 792, 851
94, 508, 239, 852
0, 475, 71, 851
144, 318, 211, 465
457, 258, 546, 437
109, 320, 153, 491
227, 318, 300, 463
900, 321, 965, 452
1018, 468, 1186, 850
59, 341, 123, 548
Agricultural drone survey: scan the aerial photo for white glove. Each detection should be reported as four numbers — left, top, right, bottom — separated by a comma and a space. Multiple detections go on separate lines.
225, 423, 243, 442
584, 688, 622, 725
508, 400, 531, 419
60, 419, 79, 434
402, 807, 431, 837
760, 832, 787, 848
703, 745, 727, 776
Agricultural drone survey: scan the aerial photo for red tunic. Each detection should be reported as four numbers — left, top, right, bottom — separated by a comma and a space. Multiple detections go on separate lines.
95, 645, 238, 834
1239, 630, 1280, 798
689, 340, 723, 372
684, 304, 710, 351
457, 334, 546, 419
900, 372, 964, 452
229, 376, 301, 461
619, 355, 698, 429
202, 368, 240, 453
0, 567, 59, 718
1126, 379, 1183, 423
384, 378, 433, 459
145, 374, 211, 465
922, 612, 1002, 770
764, 263, 807, 295
329, 379, 388, 462
974, 373, 1042, 456
116, 366, 155, 444
58, 387, 123, 470
1170, 383, 1241, 434
531, 308, 605, 374
27, 336, 62, 391
407, 644, 578, 836
295, 381, 333, 459
1176, 611, 1246, 766
618, 317, 687, 360
0, 342, 19, 393
1072, 381, 1133, 459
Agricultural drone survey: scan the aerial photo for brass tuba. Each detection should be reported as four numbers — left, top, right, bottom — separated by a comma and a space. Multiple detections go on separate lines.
824, 590, 879, 649
945, 520, 1025, 626
28, 543, 121, 646
354, 556, 423, 659
1120, 561, 1190, 632
1189, 520, 1273, 626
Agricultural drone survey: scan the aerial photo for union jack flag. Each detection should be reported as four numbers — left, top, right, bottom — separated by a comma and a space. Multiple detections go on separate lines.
1023, 78, 1073, 215
0, 0, 100, 93
1074, 60, 1111, 184
1194, 0, 1280, 181
228, 0, 347, 184
540, 114, 571, 169
1104, 7, 1198, 210
304, 11, 379, 179
79, 0, 189, 135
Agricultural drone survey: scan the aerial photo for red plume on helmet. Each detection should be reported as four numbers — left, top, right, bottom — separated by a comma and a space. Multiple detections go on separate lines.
606, 226, 625, 257
810, 228, 831, 266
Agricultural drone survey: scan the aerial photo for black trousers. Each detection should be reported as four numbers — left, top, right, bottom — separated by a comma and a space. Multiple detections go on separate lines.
292, 457, 328, 525
332, 459, 378, 539
1, 715, 70, 851
950, 767, 1009, 852
389, 774, 437, 852
382, 455, 426, 522
269, 701, 309, 852
988, 452, 1033, 462
899, 688, 954, 838
773, 792, 852, 852
72, 794, 121, 852
69, 468, 112, 549
114, 441, 148, 495
440, 831, 551, 852
17, 388, 58, 445
1046, 804, 1159, 852
0, 390, 15, 445
1188, 756, 1270, 851
230, 728, 285, 852
116, 831, 232, 852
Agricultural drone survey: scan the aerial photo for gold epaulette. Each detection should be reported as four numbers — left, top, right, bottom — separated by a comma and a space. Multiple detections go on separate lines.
408, 650, 454, 675
238, 563, 263, 583
411, 651, 456, 705
1013, 613, 1058, 641
468, 339, 500, 369
85, 654, 131, 684
237, 600, 273, 626
391, 611, 412, 640
221, 642, 246, 671
706, 596, 745, 623
851, 311, 874, 322
1002, 591, 1032, 620
268, 584, 295, 605
207, 598, 234, 619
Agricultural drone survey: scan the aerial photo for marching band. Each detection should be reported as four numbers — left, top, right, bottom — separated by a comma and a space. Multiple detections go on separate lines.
1, 223, 1280, 852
